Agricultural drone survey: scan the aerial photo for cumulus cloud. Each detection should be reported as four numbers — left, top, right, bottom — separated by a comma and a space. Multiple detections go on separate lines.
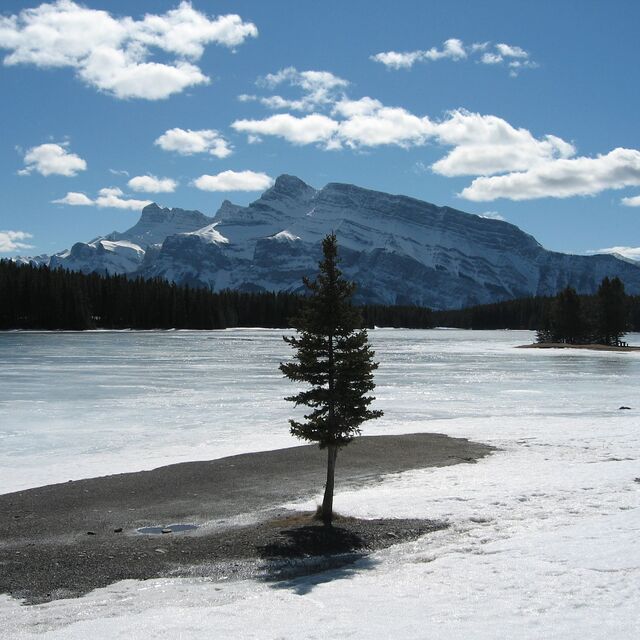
53, 187, 151, 209
0, 230, 33, 253
233, 97, 434, 150
590, 246, 640, 261
19, 142, 86, 177
372, 39, 536, 76
234, 67, 640, 203
621, 194, 640, 207
128, 175, 177, 193
495, 43, 529, 59
460, 148, 640, 201
430, 110, 575, 176
254, 67, 348, 111
154, 128, 232, 157
232, 99, 572, 168
52, 191, 94, 206
0, 1, 258, 100
481, 52, 503, 65
192, 170, 274, 192
371, 38, 466, 69
94, 187, 151, 209
333, 98, 434, 149
481, 43, 538, 77
232, 114, 339, 146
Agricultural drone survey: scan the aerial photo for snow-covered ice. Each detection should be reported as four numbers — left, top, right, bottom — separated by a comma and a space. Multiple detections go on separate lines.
1, 329, 639, 638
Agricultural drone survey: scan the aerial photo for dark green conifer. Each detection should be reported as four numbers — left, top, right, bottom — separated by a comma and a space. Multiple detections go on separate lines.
596, 276, 628, 345
551, 286, 583, 343
280, 234, 383, 526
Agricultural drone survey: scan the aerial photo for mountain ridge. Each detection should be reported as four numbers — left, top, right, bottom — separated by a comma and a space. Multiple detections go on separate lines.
14, 175, 640, 309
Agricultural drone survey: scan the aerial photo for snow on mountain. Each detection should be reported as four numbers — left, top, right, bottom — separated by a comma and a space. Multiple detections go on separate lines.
105, 203, 213, 248
139, 175, 640, 308
14, 175, 640, 308
35, 204, 213, 276
13, 254, 50, 267
48, 238, 146, 275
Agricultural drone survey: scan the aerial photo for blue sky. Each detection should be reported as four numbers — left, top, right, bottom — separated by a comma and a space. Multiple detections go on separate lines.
1, 0, 640, 259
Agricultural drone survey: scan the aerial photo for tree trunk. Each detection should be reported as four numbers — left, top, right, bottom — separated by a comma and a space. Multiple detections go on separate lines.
321, 444, 338, 526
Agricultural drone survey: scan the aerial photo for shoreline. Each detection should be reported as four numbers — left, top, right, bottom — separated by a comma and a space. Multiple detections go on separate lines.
518, 342, 640, 352
0, 433, 493, 604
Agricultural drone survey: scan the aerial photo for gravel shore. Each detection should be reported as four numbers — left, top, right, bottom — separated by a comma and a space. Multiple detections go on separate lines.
0, 433, 493, 603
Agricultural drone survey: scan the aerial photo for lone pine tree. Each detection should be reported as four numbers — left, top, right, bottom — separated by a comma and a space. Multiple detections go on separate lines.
280, 233, 383, 526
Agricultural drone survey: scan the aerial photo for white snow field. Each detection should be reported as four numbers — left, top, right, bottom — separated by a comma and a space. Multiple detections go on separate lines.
1, 329, 639, 638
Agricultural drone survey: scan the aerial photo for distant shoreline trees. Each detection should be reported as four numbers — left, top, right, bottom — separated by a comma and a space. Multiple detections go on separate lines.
0, 260, 434, 331
536, 277, 629, 346
2, 260, 638, 336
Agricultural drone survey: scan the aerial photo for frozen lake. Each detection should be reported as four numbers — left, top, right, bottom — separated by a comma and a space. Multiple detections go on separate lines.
1, 328, 638, 494
1, 329, 639, 638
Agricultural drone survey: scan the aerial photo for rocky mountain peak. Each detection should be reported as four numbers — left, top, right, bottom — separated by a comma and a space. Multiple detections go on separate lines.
23, 175, 640, 309
253, 174, 317, 209
106, 204, 213, 248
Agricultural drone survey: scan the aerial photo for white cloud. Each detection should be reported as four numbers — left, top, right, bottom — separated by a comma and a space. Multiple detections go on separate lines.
52, 187, 151, 209
154, 128, 232, 157
369, 50, 424, 70
128, 175, 177, 193
0, 1, 257, 100
484, 43, 537, 76
233, 97, 433, 150
232, 100, 572, 168
334, 99, 434, 149
372, 39, 536, 76
250, 67, 348, 112
233, 68, 640, 204
95, 187, 151, 209
479, 211, 505, 221
19, 142, 86, 177
431, 110, 575, 177
232, 113, 339, 146
0, 230, 33, 253
371, 38, 466, 69
52, 191, 94, 206
591, 246, 640, 261
495, 43, 529, 59
481, 52, 503, 65
192, 170, 274, 192
460, 148, 640, 201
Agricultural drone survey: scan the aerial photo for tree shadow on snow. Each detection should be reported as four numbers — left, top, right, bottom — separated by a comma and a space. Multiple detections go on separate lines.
256, 525, 378, 595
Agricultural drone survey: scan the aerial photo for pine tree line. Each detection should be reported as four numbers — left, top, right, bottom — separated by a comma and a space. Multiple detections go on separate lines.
0, 260, 435, 330
432, 295, 553, 330
432, 277, 637, 343
536, 277, 628, 346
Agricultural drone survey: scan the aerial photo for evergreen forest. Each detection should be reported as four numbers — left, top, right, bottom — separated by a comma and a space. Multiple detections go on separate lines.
2, 261, 638, 340
0, 261, 433, 330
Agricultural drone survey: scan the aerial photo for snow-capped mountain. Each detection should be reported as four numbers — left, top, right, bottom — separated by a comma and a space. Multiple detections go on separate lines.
17, 175, 640, 308
104, 203, 213, 248
27, 204, 214, 277
49, 239, 146, 275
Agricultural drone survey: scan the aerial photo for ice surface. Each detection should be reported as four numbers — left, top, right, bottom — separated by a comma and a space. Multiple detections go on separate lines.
1, 329, 639, 638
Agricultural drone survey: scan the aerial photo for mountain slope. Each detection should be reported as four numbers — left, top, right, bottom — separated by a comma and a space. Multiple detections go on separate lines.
16, 175, 640, 309
43, 204, 214, 276
140, 175, 640, 308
